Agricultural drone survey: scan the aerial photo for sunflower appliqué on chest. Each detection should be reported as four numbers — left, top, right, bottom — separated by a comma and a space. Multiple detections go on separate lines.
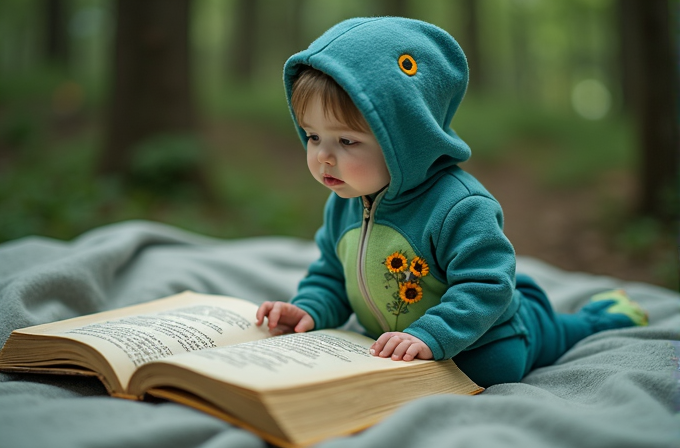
383, 251, 430, 317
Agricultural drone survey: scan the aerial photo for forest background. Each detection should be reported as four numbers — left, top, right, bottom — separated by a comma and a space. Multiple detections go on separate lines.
0, 0, 678, 289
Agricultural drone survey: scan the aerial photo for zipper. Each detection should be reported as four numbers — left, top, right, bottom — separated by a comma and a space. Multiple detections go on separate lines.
357, 191, 390, 332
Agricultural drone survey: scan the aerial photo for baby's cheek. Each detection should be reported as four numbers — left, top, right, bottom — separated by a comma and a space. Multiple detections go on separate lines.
306, 154, 322, 178
306, 152, 317, 170
349, 160, 377, 178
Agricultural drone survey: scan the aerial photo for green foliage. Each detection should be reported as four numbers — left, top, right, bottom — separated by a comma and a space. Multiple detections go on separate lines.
615, 218, 678, 290
615, 217, 665, 255
454, 94, 635, 187
1, 112, 40, 149
0, 117, 327, 244
201, 81, 293, 133
0, 132, 109, 241
129, 133, 205, 197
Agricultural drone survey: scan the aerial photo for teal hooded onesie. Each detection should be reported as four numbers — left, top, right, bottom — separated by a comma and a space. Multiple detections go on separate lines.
281, 18, 637, 384
284, 17, 526, 363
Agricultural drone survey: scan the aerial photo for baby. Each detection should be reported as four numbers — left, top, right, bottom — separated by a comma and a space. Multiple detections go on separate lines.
255, 17, 647, 387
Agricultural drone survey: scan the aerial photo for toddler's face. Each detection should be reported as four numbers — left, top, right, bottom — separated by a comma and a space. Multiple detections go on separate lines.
301, 95, 390, 198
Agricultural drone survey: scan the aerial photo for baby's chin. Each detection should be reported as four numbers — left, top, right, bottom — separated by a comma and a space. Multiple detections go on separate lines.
322, 184, 360, 199
316, 178, 382, 199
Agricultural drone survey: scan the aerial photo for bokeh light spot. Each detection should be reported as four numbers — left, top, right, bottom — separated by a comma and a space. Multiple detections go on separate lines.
571, 79, 611, 120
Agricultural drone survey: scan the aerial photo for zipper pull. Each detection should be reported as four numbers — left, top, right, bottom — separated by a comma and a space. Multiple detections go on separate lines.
362, 196, 372, 220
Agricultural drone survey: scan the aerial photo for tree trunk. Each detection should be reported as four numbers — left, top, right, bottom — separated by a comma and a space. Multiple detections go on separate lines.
511, 7, 533, 101
619, 0, 679, 221
100, 0, 194, 176
229, 0, 259, 83
617, 0, 642, 112
460, 0, 482, 91
45, 0, 68, 65
288, 0, 306, 54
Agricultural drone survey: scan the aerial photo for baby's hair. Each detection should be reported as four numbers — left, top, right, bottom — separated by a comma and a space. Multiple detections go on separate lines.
291, 67, 370, 133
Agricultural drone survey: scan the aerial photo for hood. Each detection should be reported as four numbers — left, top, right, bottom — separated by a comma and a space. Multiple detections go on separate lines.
283, 17, 471, 202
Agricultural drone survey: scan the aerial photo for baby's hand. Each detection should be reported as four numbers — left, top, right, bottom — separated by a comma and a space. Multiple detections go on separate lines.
370, 332, 433, 361
255, 301, 314, 335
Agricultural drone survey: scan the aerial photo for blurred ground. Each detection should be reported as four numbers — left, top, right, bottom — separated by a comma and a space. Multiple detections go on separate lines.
465, 159, 676, 288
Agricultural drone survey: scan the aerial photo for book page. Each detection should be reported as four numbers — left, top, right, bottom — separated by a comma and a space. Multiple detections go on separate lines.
149, 329, 433, 391
18, 292, 270, 388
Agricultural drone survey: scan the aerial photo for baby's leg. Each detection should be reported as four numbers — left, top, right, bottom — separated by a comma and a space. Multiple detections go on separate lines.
452, 336, 528, 387
517, 274, 648, 370
452, 277, 564, 387
453, 276, 648, 387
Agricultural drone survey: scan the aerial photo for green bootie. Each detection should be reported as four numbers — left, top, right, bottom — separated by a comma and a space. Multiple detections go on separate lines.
580, 289, 649, 331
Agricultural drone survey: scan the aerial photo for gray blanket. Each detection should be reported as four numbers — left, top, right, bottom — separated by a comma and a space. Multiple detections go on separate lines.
1, 221, 678, 448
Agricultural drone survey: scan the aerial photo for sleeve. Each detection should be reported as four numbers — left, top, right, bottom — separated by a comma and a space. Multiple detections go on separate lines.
290, 196, 354, 330
403, 195, 516, 360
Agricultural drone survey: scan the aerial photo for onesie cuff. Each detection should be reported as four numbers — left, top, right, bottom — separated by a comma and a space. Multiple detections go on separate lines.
403, 327, 446, 360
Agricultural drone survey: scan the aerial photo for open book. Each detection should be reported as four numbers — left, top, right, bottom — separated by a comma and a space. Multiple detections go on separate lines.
0, 291, 483, 447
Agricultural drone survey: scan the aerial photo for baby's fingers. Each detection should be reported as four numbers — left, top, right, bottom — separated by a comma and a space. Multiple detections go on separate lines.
294, 313, 315, 333
380, 335, 404, 358
267, 302, 284, 329
388, 339, 412, 361
370, 332, 396, 356
401, 343, 422, 362
255, 302, 274, 326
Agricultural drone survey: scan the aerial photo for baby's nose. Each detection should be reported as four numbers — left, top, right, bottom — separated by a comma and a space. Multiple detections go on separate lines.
317, 147, 336, 165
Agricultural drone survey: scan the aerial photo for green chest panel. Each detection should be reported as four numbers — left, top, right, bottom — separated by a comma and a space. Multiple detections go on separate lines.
337, 223, 447, 337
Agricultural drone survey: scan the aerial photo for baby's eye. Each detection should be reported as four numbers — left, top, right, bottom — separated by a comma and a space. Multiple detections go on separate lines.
306, 134, 319, 142
340, 138, 357, 146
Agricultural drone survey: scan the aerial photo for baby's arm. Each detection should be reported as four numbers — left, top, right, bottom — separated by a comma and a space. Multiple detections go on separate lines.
370, 332, 433, 362
256, 302, 315, 335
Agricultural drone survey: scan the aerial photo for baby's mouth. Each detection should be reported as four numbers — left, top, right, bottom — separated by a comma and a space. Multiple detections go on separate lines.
323, 174, 344, 186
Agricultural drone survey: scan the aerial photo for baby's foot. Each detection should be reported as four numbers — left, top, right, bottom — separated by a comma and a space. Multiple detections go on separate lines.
579, 289, 648, 331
